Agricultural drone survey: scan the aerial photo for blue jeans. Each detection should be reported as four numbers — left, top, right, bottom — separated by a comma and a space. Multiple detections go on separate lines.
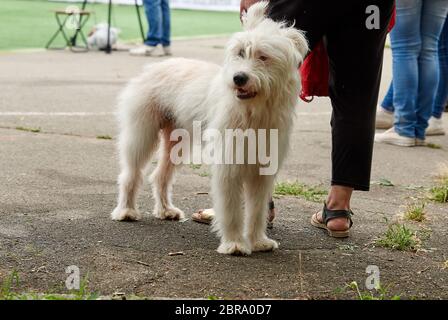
383, 13, 448, 120
143, 0, 170, 47
434, 16, 448, 118
380, 0, 448, 139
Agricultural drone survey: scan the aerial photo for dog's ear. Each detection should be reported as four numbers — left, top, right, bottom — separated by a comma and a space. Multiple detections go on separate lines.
282, 27, 309, 60
242, 1, 269, 30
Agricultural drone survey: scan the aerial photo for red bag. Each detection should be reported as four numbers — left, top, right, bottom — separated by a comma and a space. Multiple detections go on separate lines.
299, 41, 329, 102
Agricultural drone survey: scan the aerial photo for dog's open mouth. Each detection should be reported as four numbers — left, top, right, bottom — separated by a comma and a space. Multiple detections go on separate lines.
236, 88, 257, 100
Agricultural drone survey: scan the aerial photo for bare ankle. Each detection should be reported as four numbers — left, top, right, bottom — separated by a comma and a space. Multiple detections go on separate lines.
326, 199, 350, 211
326, 185, 353, 211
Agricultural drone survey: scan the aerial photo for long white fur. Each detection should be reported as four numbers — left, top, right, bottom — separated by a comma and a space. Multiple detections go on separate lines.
111, 1, 308, 255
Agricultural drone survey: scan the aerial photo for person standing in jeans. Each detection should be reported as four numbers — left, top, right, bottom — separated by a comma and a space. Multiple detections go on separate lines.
375, 0, 448, 146
433, 18, 448, 133
377, 14, 448, 136
130, 0, 171, 56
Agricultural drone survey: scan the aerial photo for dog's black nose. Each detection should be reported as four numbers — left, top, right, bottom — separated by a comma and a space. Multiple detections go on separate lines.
233, 72, 249, 86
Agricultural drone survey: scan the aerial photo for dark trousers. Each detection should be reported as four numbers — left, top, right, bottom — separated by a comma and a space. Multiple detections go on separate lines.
268, 0, 394, 191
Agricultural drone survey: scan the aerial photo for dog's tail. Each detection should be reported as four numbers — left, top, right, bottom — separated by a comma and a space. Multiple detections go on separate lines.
242, 1, 269, 30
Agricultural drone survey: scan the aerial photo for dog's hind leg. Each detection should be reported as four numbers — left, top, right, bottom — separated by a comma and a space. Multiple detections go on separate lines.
150, 125, 185, 220
245, 175, 278, 252
212, 166, 251, 255
111, 122, 159, 221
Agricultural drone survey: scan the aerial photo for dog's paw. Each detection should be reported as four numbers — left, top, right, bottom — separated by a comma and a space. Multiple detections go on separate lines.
153, 207, 185, 220
111, 207, 142, 221
251, 237, 278, 252
217, 241, 252, 256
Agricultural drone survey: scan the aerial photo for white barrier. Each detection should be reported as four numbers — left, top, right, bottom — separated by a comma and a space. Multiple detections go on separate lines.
171, 0, 239, 11
50, 0, 240, 12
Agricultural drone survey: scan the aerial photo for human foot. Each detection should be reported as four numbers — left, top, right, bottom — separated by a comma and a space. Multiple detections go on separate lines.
310, 204, 352, 238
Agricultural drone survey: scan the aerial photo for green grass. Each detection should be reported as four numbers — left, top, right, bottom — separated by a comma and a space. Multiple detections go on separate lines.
0, 0, 241, 51
346, 281, 401, 300
0, 270, 98, 300
403, 202, 426, 222
16, 126, 41, 133
371, 178, 394, 187
426, 143, 442, 149
198, 171, 210, 177
96, 134, 112, 140
376, 223, 419, 251
1, 271, 20, 300
274, 181, 327, 202
189, 163, 210, 177
430, 185, 448, 203
429, 174, 448, 203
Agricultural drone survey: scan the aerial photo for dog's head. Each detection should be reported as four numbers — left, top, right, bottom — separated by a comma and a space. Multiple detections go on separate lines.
224, 1, 308, 102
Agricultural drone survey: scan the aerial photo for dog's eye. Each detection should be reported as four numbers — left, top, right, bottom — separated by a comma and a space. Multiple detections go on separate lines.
238, 49, 245, 58
259, 55, 268, 62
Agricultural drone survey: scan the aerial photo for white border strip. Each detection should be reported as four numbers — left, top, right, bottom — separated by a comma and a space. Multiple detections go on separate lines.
0, 111, 331, 116
0, 112, 115, 116
49, 0, 240, 12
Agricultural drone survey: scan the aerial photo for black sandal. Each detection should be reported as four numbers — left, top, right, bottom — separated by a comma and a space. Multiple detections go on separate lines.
310, 203, 353, 238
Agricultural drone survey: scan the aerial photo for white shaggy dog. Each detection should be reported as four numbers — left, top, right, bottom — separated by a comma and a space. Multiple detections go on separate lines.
111, 2, 308, 255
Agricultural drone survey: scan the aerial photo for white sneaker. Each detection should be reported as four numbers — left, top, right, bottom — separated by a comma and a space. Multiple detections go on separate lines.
374, 127, 415, 147
415, 138, 426, 146
129, 45, 158, 56
162, 46, 172, 56
426, 117, 445, 136
375, 107, 394, 129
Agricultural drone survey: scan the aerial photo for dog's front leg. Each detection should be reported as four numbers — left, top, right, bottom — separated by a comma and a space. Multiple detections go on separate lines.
211, 165, 251, 255
245, 175, 278, 252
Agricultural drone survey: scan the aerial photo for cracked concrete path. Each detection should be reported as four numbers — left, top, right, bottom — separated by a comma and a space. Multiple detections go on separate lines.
0, 38, 447, 299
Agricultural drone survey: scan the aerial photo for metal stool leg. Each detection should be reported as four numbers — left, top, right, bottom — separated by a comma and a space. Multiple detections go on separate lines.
135, 0, 145, 43
105, 0, 112, 54
46, 13, 71, 49
70, 0, 89, 47
70, 14, 91, 52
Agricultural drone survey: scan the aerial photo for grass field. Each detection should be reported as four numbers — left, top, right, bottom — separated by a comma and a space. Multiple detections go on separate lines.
0, 0, 241, 50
